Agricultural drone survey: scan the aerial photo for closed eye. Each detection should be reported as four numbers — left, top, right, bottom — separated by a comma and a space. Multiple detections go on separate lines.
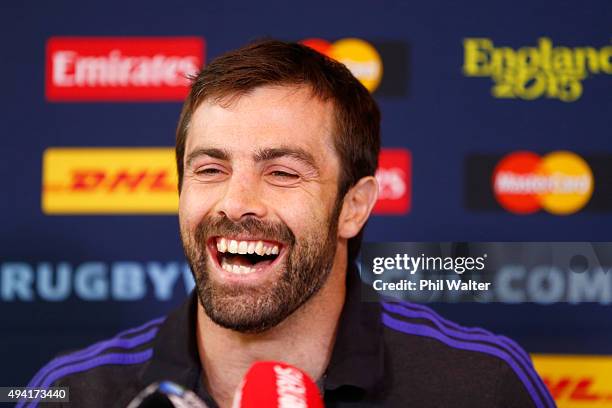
266, 168, 301, 187
196, 168, 223, 175
270, 170, 299, 179
192, 165, 228, 182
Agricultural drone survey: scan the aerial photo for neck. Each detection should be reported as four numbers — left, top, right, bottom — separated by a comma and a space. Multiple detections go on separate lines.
196, 251, 347, 408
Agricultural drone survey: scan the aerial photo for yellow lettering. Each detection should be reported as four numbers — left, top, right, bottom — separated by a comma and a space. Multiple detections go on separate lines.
573, 47, 599, 75
516, 47, 540, 75
463, 38, 493, 76
514, 72, 547, 100
491, 76, 515, 98
490, 47, 516, 80
557, 76, 582, 102
546, 74, 559, 98
538, 37, 553, 72
600, 46, 612, 74
464, 37, 609, 102
552, 47, 576, 75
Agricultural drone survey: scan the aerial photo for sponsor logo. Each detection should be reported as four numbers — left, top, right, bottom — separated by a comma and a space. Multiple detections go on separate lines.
303, 37, 383, 92
463, 37, 612, 102
301, 37, 409, 96
373, 149, 411, 215
42, 148, 179, 214
532, 354, 612, 407
492, 151, 593, 215
43, 147, 409, 215
46, 37, 205, 101
465, 152, 612, 215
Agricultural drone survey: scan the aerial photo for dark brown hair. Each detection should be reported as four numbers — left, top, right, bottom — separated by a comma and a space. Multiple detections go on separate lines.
176, 39, 381, 264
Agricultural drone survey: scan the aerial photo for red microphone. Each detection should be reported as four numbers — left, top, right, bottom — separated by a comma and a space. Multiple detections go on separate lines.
232, 361, 324, 408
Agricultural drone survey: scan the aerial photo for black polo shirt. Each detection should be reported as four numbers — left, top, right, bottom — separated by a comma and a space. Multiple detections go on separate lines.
23, 266, 555, 407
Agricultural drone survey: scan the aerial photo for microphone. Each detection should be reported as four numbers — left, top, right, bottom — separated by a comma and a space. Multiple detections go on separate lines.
126, 381, 210, 408
232, 361, 324, 408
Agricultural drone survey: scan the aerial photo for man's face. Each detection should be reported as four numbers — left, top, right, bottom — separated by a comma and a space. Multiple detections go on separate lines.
179, 85, 343, 333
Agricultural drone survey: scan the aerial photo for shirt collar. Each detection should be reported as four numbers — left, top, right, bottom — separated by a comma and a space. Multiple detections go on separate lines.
323, 262, 385, 393
141, 264, 385, 397
140, 292, 201, 389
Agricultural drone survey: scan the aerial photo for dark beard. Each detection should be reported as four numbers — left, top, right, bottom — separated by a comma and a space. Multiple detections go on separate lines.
182, 204, 340, 333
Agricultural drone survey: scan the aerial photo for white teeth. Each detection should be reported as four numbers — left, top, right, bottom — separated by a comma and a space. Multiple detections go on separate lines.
219, 238, 280, 259
217, 238, 227, 253
221, 261, 254, 275
219, 239, 281, 275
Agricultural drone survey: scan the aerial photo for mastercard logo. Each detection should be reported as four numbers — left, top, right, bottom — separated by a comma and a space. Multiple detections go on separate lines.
301, 38, 383, 92
492, 151, 594, 215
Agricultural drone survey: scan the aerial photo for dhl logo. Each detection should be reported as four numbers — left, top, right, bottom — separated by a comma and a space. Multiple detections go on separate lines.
47, 169, 175, 192
532, 354, 612, 407
42, 148, 179, 214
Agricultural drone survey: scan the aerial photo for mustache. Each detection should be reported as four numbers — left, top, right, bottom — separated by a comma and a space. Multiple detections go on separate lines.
194, 215, 295, 246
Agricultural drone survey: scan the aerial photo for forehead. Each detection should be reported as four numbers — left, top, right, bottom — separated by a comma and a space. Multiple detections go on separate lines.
185, 85, 337, 158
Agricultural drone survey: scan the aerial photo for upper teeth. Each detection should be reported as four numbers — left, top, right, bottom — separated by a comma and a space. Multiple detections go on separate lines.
217, 238, 279, 256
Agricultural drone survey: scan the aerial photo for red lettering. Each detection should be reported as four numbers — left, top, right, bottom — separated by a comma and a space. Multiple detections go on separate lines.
107, 170, 147, 192
544, 377, 572, 399
148, 170, 176, 192
67, 169, 176, 193
71, 170, 105, 191
570, 378, 601, 401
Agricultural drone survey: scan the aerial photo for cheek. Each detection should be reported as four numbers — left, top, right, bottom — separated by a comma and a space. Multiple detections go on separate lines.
178, 186, 217, 232
274, 193, 334, 237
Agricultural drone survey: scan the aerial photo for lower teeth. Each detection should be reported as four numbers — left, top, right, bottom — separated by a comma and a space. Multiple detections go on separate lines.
221, 259, 254, 274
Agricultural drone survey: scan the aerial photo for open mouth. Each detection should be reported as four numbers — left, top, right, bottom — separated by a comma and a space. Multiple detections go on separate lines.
211, 237, 283, 275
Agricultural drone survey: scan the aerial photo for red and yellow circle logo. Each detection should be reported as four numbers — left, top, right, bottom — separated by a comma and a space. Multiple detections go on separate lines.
492, 151, 593, 215
301, 38, 383, 92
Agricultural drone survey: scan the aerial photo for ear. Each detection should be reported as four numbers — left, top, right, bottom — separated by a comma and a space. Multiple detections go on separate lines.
338, 176, 379, 240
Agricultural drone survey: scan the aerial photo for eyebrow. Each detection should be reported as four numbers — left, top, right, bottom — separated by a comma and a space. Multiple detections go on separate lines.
185, 147, 231, 168
254, 147, 319, 172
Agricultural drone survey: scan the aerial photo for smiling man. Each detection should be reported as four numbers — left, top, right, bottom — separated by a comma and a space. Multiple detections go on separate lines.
24, 40, 553, 408
175, 44, 380, 406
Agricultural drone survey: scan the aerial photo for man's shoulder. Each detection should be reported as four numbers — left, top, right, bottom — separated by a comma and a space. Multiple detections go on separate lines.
378, 300, 554, 407
20, 317, 165, 408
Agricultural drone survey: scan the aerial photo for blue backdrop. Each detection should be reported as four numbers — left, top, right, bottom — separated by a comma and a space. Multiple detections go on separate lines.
1, 0, 611, 391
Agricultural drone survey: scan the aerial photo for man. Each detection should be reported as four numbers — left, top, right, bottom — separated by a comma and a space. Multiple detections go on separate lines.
24, 40, 554, 408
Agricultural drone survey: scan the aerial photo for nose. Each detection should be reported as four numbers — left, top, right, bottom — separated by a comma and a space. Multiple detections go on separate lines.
216, 172, 267, 222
